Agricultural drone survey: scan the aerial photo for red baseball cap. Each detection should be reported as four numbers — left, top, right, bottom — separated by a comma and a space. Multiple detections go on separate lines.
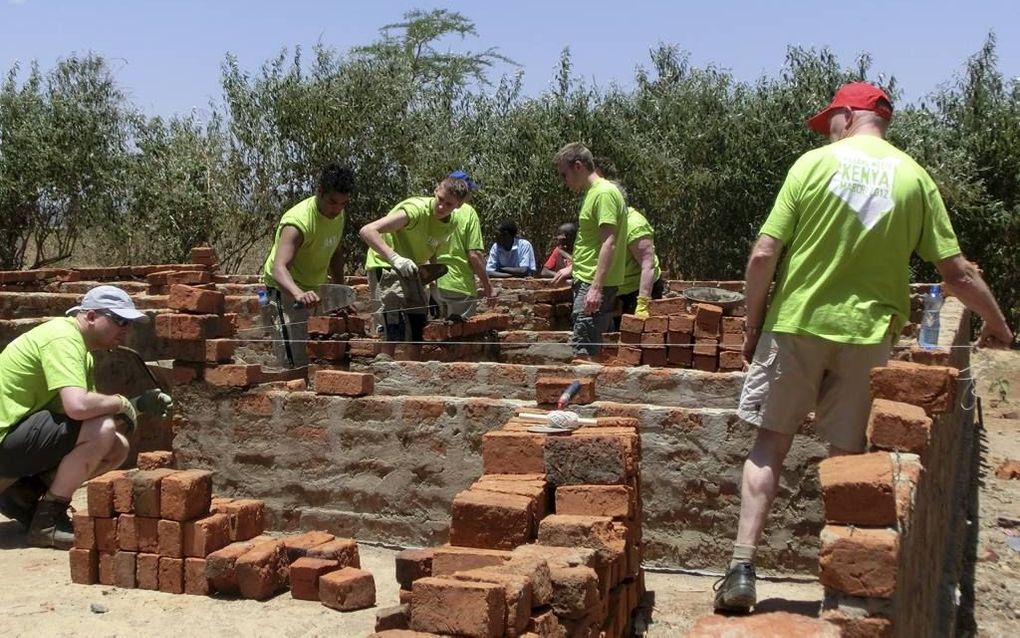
807, 82, 893, 135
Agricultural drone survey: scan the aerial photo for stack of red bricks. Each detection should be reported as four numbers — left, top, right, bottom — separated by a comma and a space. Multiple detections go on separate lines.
811, 360, 957, 636
69, 460, 267, 595
380, 413, 644, 637
145, 246, 220, 295
530, 286, 573, 331
417, 313, 512, 363
617, 301, 745, 371
304, 313, 370, 365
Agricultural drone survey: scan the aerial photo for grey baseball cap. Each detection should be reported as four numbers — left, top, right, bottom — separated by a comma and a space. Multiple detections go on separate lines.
66, 285, 147, 321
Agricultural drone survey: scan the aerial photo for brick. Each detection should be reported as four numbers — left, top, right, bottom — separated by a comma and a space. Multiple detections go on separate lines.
69, 548, 99, 584
158, 557, 184, 594
556, 485, 633, 519
548, 565, 600, 617
693, 353, 718, 372
688, 611, 840, 637
136, 553, 160, 590
395, 547, 436, 590
452, 568, 533, 637
668, 314, 695, 332
818, 525, 899, 598
154, 313, 222, 340
158, 519, 184, 558
820, 610, 893, 637
667, 345, 692, 367
204, 364, 262, 387
235, 540, 289, 600
183, 513, 231, 558
205, 541, 257, 593
503, 555, 554, 606
117, 514, 138, 551
136, 450, 174, 471
642, 316, 668, 334
449, 489, 536, 550
482, 430, 545, 474
398, 589, 413, 605
722, 316, 745, 334
618, 315, 644, 335
819, 452, 897, 526
720, 331, 743, 349
432, 546, 513, 576
111, 471, 136, 513
211, 498, 266, 541
619, 328, 641, 345
290, 556, 340, 600
306, 538, 361, 568
183, 557, 209, 595
160, 469, 212, 521
694, 303, 723, 337
165, 270, 212, 286
719, 349, 744, 370
320, 567, 377, 611
866, 398, 932, 453
315, 370, 375, 396
693, 338, 718, 356
168, 284, 225, 314
471, 477, 551, 520
667, 330, 692, 345
528, 609, 566, 637
87, 470, 126, 517
190, 246, 217, 263
113, 551, 136, 588
642, 345, 667, 366
131, 469, 177, 518
72, 512, 96, 550
95, 517, 118, 553
536, 376, 595, 406
538, 514, 624, 567
544, 433, 632, 485
307, 315, 348, 336
169, 338, 235, 363
640, 331, 665, 346
617, 345, 642, 365
410, 577, 505, 637
282, 530, 335, 562
423, 322, 450, 341
98, 551, 117, 585
375, 604, 411, 633
306, 340, 348, 361
349, 338, 381, 357
869, 361, 959, 415
647, 297, 686, 316
136, 517, 160, 553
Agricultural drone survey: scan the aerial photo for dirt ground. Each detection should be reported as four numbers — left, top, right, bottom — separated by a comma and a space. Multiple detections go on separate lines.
0, 348, 1015, 637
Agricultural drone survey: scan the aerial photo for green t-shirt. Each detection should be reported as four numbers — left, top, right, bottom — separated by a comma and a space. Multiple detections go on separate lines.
0, 317, 95, 442
365, 197, 456, 269
572, 177, 628, 287
437, 203, 484, 296
262, 196, 345, 291
618, 207, 662, 295
761, 135, 961, 344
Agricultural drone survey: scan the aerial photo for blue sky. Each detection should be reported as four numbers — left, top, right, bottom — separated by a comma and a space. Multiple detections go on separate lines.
2, 0, 1017, 117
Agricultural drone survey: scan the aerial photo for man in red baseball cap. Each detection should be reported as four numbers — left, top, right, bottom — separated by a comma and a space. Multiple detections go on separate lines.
713, 82, 1014, 614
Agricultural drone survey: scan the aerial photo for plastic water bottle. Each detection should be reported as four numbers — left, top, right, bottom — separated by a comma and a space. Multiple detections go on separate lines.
919, 284, 943, 350
256, 287, 269, 307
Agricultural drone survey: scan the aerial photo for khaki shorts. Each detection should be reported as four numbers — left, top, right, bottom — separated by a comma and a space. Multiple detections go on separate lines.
737, 331, 891, 452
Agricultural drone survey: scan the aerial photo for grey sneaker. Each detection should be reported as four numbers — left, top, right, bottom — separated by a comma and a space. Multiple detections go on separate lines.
713, 562, 756, 613
26, 498, 74, 550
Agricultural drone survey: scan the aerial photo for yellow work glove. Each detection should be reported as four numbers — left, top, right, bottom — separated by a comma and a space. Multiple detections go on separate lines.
634, 296, 651, 319
116, 394, 138, 434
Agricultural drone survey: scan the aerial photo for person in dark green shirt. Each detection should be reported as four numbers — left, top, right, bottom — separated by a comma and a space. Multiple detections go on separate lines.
0, 286, 172, 549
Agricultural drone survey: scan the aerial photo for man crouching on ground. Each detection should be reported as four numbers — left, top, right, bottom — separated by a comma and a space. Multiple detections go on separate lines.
0, 285, 172, 548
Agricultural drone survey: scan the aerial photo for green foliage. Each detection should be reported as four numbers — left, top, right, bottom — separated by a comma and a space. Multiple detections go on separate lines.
0, 15, 1015, 329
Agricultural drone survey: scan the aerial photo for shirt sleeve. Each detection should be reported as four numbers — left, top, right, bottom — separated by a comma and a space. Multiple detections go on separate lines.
915, 176, 961, 263
40, 337, 90, 392
544, 249, 559, 270
465, 213, 484, 252
594, 192, 623, 229
760, 163, 804, 242
486, 244, 498, 272
518, 240, 537, 272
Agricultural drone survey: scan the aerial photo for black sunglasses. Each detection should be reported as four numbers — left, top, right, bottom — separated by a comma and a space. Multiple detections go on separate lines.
100, 311, 131, 327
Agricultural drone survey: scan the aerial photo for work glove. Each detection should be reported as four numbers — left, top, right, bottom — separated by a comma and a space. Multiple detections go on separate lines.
634, 296, 651, 319
389, 254, 418, 278
132, 389, 174, 418
116, 394, 138, 434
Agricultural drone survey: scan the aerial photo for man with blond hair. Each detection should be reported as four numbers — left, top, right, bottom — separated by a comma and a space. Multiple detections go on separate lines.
552, 143, 628, 359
